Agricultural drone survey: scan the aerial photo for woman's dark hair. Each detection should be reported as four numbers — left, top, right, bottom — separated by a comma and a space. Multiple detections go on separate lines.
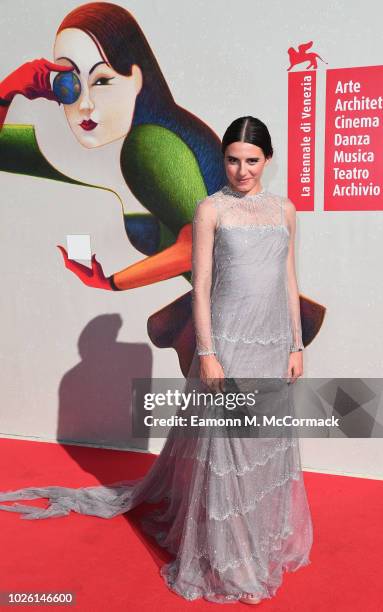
221, 116, 273, 159
56, 1, 173, 121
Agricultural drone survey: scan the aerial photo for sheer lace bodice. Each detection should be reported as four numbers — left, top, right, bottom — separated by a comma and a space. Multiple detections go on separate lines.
191, 185, 304, 361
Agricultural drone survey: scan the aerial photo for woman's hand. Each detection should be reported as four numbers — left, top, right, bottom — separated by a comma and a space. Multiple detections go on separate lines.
199, 354, 226, 393
0, 58, 73, 103
287, 350, 303, 383
57, 246, 115, 291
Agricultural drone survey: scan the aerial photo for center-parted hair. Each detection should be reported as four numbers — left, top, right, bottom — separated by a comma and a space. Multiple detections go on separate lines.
221, 116, 273, 159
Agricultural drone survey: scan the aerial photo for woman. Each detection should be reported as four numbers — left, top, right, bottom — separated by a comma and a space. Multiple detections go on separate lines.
0, 1, 227, 298
0, 116, 313, 605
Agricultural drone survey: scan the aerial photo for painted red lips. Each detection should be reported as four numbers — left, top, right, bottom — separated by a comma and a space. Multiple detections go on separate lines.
80, 119, 98, 131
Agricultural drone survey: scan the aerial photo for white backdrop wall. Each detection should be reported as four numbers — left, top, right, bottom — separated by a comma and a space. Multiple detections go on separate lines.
1, 0, 382, 477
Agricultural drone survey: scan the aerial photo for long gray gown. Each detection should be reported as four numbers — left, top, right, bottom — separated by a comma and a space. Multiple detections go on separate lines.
0, 184, 313, 604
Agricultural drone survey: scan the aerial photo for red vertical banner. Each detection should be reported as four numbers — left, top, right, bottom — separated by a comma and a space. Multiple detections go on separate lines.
287, 70, 316, 210
324, 65, 383, 211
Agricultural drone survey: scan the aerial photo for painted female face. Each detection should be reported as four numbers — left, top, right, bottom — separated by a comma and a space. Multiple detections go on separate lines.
224, 142, 270, 193
53, 28, 142, 148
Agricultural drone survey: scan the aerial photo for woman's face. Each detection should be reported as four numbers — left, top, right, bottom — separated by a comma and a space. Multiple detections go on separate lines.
53, 28, 142, 148
224, 142, 270, 193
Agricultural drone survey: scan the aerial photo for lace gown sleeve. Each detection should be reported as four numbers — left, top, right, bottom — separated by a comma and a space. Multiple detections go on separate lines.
191, 198, 218, 356
286, 198, 304, 352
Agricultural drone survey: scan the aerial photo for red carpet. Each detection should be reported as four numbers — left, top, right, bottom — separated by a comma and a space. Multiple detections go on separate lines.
0, 438, 381, 611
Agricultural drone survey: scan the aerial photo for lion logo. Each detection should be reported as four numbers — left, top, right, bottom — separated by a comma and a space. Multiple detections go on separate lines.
287, 41, 327, 71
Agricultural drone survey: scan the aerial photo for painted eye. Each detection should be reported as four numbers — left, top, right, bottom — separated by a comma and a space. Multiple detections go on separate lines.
93, 77, 113, 86
52, 71, 81, 105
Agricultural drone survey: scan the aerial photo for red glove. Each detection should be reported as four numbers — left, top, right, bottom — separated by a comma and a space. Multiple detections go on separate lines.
57, 246, 116, 291
0, 58, 73, 103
